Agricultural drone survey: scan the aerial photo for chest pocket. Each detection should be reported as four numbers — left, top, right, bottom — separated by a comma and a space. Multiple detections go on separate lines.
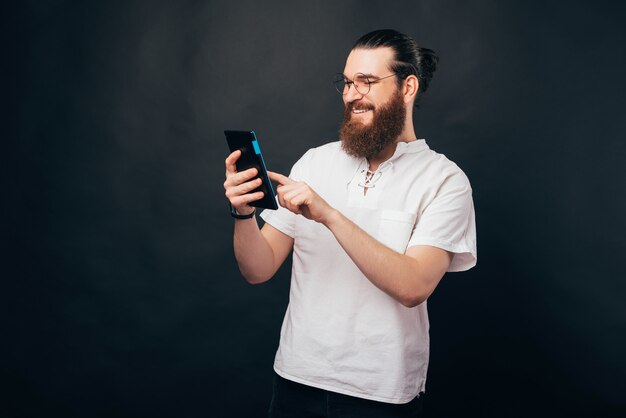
378, 210, 417, 253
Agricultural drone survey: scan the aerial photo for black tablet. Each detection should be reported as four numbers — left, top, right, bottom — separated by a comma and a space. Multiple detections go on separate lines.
224, 130, 278, 210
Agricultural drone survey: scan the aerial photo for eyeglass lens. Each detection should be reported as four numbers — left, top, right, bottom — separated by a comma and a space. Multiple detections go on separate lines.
333, 73, 371, 95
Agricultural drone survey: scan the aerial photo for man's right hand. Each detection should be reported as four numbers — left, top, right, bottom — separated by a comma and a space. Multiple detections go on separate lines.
224, 150, 265, 216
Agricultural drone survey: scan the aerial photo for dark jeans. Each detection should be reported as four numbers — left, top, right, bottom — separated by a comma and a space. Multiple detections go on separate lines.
268, 373, 424, 418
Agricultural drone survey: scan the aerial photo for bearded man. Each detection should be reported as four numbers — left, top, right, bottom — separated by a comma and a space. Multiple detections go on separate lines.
223, 29, 477, 418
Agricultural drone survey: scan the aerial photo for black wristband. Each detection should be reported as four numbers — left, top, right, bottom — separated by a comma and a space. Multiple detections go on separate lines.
229, 203, 255, 219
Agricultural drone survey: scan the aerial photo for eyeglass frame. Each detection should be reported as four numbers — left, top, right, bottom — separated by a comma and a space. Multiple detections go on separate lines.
333, 72, 399, 96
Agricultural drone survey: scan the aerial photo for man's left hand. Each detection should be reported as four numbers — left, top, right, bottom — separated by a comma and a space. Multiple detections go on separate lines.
268, 171, 336, 224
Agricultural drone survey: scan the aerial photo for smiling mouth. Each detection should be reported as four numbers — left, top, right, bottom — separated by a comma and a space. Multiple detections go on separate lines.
352, 108, 372, 114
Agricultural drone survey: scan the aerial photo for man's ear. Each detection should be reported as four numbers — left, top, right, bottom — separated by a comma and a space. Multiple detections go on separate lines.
403, 75, 419, 104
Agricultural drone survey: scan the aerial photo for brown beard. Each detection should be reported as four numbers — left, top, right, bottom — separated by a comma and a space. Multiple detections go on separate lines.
340, 89, 406, 160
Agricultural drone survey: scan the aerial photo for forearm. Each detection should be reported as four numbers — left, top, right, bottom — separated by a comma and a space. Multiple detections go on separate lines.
268, 172, 448, 305
324, 210, 439, 307
233, 217, 277, 284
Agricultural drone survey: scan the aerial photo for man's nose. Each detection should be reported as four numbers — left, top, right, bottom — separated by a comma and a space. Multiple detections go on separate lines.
343, 83, 364, 104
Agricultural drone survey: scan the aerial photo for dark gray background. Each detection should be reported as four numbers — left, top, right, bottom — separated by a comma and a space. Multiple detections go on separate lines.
6, 0, 626, 417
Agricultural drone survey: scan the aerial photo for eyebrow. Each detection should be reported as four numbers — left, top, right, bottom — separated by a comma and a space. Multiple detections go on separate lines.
343, 73, 379, 80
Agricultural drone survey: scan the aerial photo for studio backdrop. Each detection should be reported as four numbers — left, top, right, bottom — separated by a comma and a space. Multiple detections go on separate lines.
6, 1, 626, 417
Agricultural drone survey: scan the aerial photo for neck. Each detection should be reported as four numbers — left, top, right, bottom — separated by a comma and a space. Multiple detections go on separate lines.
368, 121, 417, 171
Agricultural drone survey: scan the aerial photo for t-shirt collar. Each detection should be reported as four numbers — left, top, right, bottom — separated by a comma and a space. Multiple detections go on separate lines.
390, 139, 428, 160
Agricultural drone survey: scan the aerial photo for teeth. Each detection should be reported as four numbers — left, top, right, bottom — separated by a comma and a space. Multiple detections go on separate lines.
353, 109, 370, 114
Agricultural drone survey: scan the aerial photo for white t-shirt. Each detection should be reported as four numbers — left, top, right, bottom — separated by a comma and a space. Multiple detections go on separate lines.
260, 139, 477, 404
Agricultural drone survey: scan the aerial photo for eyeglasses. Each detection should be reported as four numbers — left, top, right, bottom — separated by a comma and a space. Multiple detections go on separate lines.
333, 72, 397, 96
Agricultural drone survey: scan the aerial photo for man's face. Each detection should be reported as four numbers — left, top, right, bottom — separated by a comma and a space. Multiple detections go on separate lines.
339, 47, 406, 159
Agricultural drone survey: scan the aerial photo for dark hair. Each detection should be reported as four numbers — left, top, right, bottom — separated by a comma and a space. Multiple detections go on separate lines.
353, 29, 439, 104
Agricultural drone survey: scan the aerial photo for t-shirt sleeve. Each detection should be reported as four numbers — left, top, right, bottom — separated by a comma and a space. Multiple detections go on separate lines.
407, 170, 477, 272
259, 149, 313, 238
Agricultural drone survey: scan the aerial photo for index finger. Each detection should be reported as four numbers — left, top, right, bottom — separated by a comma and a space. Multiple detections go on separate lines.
225, 150, 242, 174
268, 171, 294, 185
